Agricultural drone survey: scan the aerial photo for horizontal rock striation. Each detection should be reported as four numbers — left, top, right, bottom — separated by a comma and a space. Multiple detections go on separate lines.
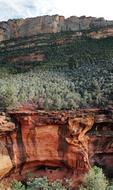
0, 15, 113, 42
0, 15, 113, 67
0, 108, 113, 188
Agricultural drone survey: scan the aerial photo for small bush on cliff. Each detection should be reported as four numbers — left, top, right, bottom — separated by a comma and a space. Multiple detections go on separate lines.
11, 180, 25, 190
79, 166, 108, 190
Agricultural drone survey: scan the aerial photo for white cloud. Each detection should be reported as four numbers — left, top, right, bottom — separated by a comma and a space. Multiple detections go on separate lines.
0, 0, 55, 20
0, 0, 112, 21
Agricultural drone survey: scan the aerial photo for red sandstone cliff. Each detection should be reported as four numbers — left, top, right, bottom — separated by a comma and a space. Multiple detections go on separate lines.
0, 109, 113, 188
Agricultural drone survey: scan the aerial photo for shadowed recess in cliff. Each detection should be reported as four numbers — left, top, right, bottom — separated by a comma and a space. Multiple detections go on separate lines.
5, 134, 15, 168
15, 119, 27, 174
90, 152, 113, 178
58, 124, 69, 166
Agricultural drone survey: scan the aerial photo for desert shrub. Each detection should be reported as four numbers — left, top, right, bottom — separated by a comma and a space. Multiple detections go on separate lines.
79, 166, 108, 190
27, 176, 72, 190
11, 180, 25, 190
0, 63, 112, 110
11, 177, 72, 190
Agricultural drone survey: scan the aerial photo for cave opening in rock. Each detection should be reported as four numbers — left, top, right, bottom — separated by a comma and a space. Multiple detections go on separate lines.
36, 165, 63, 172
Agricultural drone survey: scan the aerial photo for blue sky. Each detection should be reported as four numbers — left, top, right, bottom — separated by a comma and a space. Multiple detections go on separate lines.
0, 0, 113, 21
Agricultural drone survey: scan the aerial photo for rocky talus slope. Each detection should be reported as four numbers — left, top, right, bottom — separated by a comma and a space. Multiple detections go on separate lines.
0, 109, 113, 188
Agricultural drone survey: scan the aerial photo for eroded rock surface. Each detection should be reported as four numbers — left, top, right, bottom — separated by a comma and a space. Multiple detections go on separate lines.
0, 15, 113, 42
0, 114, 15, 179
0, 109, 113, 188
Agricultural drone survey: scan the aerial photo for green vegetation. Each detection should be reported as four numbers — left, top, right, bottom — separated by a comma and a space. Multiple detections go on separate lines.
0, 33, 113, 110
10, 167, 113, 190
79, 166, 113, 190
11, 181, 25, 190
79, 166, 108, 190
11, 177, 72, 190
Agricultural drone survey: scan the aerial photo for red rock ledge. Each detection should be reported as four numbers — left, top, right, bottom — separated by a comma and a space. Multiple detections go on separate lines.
0, 108, 113, 188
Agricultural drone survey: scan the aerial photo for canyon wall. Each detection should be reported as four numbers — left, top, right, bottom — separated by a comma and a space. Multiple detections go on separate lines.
0, 109, 113, 188
0, 15, 113, 67
0, 15, 113, 42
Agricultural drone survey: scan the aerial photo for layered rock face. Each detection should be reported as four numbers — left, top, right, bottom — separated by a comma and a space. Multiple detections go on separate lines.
0, 15, 64, 41
0, 109, 113, 188
0, 15, 113, 42
0, 15, 113, 66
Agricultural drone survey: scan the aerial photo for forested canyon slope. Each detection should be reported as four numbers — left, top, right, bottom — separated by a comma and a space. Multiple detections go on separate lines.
0, 15, 113, 110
